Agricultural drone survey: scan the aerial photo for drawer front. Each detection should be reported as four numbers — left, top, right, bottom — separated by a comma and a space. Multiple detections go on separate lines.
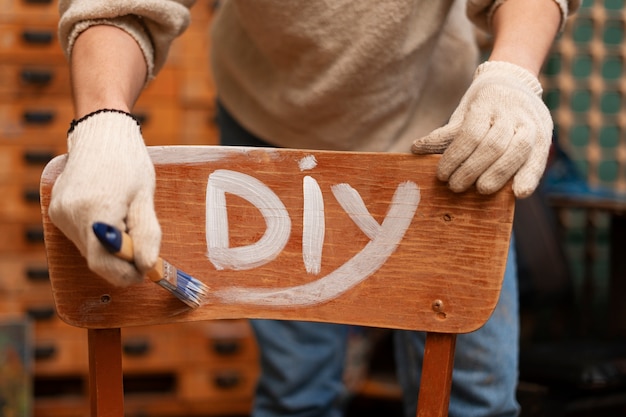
0, 182, 44, 222
178, 363, 259, 402
184, 320, 258, 366
0, 222, 46, 252
0, 99, 73, 143
0, 0, 59, 24
0, 23, 64, 63
0, 253, 50, 295
0, 63, 71, 97
121, 324, 186, 372
34, 326, 88, 376
0, 144, 64, 184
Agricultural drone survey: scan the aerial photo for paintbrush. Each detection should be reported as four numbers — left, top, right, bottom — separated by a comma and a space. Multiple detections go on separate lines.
92, 222, 208, 308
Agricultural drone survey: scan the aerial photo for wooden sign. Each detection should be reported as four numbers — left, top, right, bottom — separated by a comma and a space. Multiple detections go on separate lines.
40, 146, 515, 334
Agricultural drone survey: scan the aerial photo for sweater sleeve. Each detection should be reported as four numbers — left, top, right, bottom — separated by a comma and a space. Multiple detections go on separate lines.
466, 0, 581, 34
58, 0, 194, 80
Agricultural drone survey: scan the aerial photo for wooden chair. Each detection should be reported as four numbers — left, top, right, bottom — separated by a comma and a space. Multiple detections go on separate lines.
40, 146, 515, 417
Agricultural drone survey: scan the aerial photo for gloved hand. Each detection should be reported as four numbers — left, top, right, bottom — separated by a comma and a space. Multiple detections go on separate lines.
412, 60, 553, 198
48, 109, 161, 286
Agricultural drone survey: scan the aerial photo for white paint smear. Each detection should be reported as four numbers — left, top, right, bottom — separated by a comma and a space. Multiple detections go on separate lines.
149, 146, 279, 164
206, 169, 291, 270
298, 155, 317, 171
302, 176, 324, 275
213, 181, 420, 306
331, 183, 382, 240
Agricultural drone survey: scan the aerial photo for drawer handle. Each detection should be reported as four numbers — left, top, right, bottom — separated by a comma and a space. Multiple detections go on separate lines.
34, 344, 56, 360
26, 266, 49, 281
22, 30, 54, 45
21, 69, 54, 85
23, 150, 55, 164
212, 339, 241, 356
123, 340, 151, 356
23, 188, 40, 203
26, 306, 55, 321
23, 110, 55, 125
23, 0, 54, 4
25, 227, 45, 243
214, 372, 241, 389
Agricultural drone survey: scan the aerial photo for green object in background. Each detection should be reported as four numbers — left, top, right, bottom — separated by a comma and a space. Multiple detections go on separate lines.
570, 89, 591, 112
0, 318, 32, 417
539, 0, 626, 338
601, 57, 622, 79
570, 124, 590, 147
600, 91, 620, 114
572, 18, 593, 43
572, 54, 592, 79
599, 125, 619, 148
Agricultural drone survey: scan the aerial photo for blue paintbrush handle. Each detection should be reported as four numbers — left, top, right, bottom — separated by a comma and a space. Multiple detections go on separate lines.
92, 222, 135, 263
92, 222, 123, 253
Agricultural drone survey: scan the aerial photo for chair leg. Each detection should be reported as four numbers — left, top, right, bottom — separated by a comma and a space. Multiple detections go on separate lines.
88, 328, 124, 417
416, 332, 457, 417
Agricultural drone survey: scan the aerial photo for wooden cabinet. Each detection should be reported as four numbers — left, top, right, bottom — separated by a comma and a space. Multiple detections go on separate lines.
0, 1, 257, 416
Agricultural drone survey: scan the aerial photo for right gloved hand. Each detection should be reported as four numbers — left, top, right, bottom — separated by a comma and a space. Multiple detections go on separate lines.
48, 109, 161, 287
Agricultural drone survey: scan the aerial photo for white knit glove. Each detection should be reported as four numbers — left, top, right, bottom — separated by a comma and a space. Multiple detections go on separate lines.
412, 61, 553, 198
48, 110, 161, 286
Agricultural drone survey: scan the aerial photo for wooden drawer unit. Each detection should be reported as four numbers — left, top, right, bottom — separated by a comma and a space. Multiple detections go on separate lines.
180, 320, 259, 405
0, 221, 45, 252
0, 252, 49, 294
184, 320, 258, 366
34, 325, 88, 376
0, 182, 44, 223
121, 324, 187, 373
0, 144, 63, 184
0, 63, 71, 97
20, 296, 60, 330
1, 3, 256, 416
0, 98, 73, 143
0, 23, 64, 63
178, 363, 259, 403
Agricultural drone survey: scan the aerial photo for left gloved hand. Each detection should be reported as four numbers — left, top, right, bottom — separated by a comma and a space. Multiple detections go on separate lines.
411, 60, 553, 198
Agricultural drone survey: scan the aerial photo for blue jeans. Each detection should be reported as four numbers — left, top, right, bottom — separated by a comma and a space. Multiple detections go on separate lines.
216, 102, 520, 417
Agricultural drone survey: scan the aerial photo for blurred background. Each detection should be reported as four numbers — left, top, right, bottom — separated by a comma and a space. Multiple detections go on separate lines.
1, 0, 626, 416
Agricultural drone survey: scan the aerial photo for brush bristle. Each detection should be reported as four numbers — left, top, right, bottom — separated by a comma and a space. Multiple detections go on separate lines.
157, 269, 209, 309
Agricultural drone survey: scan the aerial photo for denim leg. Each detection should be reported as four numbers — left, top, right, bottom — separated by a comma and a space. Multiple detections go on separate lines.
394, 241, 520, 417
217, 99, 519, 416
216, 102, 350, 417
250, 320, 350, 417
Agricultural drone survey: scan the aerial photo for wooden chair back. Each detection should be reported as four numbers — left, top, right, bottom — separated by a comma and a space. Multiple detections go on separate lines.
40, 146, 515, 417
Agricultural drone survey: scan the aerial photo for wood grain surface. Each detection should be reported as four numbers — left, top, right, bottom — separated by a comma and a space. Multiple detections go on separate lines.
40, 146, 515, 333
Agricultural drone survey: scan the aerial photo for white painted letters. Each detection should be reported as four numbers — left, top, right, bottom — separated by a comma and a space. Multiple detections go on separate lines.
206, 169, 291, 270
205, 158, 421, 306
303, 176, 325, 275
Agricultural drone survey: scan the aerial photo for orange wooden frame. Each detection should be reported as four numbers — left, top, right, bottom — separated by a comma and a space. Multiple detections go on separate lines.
41, 146, 514, 417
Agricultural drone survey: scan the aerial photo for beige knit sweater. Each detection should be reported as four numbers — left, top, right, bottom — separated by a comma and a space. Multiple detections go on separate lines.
58, 0, 579, 152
